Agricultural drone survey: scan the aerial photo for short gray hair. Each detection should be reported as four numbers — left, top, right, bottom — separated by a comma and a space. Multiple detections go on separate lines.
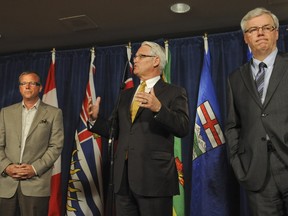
19, 71, 42, 84
141, 41, 167, 72
240, 7, 279, 32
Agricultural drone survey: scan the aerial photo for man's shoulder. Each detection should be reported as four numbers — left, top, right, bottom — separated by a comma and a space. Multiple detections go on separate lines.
1, 102, 21, 111
155, 80, 187, 98
155, 78, 178, 87
229, 61, 250, 78
40, 101, 62, 112
277, 52, 288, 62
166, 82, 185, 92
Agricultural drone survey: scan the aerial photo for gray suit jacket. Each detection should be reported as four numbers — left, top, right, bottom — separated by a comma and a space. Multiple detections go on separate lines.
90, 79, 189, 196
0, 101, 64, 198
225, 53, 288, 191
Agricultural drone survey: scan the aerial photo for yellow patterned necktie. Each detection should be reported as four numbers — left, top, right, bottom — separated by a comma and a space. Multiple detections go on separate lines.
130, 81, 146, 122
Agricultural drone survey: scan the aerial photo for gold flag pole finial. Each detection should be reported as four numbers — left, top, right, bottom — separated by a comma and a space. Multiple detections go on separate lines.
127, 42, 131, 49
90, 47, 95, 54
203, 33, 208, 39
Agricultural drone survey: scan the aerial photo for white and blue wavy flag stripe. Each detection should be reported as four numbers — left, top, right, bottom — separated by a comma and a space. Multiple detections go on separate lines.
67, 49, 104, 216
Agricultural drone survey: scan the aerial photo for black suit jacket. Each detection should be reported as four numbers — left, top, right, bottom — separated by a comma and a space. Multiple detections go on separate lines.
90, 78, 189, 196
225, 53, 288, 191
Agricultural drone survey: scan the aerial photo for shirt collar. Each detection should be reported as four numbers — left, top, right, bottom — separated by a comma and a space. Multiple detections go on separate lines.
252, 48, 278, 69
141, 76, 161, 89
22, 99, 40, 110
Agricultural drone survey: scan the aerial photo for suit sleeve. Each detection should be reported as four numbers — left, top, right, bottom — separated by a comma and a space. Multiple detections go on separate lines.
154, 86, 189, 138
32, 109, 64, 176
225, 77, 241, 163
0, 108, 12, 173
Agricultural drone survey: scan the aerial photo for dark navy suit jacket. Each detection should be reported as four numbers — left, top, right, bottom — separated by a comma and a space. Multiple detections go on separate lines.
225, 53, 288, 191
90, 78, 189, 196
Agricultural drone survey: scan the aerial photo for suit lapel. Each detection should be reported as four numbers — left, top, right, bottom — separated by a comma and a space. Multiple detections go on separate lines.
240, 62, 263, 107
14, 103, 23, 142
123, 87, 136, 123
263, 55, 287, 107
26, 102, 47, 138
153, 79, 168, 96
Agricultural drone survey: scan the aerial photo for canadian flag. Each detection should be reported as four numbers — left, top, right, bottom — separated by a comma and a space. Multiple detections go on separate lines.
123, 43, 134, 89
42, 49, 62, 216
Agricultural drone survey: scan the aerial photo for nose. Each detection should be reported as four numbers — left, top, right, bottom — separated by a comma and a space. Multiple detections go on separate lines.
257, 27, 264, 34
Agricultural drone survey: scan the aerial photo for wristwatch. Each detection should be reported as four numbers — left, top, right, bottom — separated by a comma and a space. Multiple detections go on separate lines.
1, 164, 11, 177
1, 169, 8, 177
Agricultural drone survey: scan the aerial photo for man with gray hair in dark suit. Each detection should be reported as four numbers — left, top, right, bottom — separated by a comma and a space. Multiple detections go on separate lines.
225, 8, 288, 216
87, 41, 189, 216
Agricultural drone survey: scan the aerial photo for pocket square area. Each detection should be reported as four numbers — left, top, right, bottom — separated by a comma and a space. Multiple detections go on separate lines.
40, 119, 48, 124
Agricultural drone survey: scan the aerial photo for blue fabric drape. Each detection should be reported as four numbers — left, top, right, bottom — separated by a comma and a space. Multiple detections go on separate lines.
54, 49, 91, 216
1, 25, 288, 216
0, 52, 51, 106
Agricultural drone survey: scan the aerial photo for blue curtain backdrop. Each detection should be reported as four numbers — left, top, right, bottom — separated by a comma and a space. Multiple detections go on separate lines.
0, 25, 288, 216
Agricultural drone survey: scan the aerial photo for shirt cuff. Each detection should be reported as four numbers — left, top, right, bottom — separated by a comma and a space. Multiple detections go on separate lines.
31, 165, 38, 176
87, 119, 96, 129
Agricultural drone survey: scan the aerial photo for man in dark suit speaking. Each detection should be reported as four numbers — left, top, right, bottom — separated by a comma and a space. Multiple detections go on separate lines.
225, 8, 288, 215
87, 41, 189, 216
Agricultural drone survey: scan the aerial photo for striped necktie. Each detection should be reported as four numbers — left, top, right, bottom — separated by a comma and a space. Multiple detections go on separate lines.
130, 81, 146, 122
255, 62, 266, 100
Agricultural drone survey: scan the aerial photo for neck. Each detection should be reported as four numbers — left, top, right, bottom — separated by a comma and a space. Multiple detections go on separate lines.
253, 47, 276, 61
24, 98, 38, 109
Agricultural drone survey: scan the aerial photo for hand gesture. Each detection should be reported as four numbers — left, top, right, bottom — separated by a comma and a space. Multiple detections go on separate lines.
135, 88, 161, 112
87, 97, 101, 121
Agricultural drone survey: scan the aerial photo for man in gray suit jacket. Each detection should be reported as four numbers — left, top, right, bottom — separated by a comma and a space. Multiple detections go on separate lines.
87, 41, 189, 216
0, 71, 64, 216
225, 8, 288, 216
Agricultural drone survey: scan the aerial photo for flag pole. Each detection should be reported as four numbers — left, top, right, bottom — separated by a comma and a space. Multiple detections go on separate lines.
106, 43, 131, 216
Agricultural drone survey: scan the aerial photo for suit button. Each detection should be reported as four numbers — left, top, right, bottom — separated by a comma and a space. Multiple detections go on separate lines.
261, 113, 268, 117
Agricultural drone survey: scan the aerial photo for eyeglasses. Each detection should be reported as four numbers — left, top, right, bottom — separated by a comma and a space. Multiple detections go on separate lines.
19, 81, 41, 86
244, 25, 276, 35
133, 54, 156, 60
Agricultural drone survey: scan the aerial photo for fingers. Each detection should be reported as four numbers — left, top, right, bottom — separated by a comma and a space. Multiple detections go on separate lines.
135, 91, 161, 112
96, 96, 101, 105
87, 97, 93, 114
9, 164, 34, 179
87, 96, 101, 120
135, 92, 149, 104
150, 87, 155, 96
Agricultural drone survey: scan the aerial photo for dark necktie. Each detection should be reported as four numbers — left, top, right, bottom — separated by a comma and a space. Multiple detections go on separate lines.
255, 62, 266, 100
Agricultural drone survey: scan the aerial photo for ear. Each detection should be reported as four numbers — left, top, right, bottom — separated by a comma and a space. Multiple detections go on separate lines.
153, 56, 160, 68
243, 34, 249, 44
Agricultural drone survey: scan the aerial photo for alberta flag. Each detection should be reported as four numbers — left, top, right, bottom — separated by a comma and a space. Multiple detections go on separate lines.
66, 48, 104, 215
247, 45, 252, 61
43, 49, 62, 216
190, 36, 229, 216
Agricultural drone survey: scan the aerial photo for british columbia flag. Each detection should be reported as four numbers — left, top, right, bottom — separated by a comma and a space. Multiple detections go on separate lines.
66, 48, 104, 216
